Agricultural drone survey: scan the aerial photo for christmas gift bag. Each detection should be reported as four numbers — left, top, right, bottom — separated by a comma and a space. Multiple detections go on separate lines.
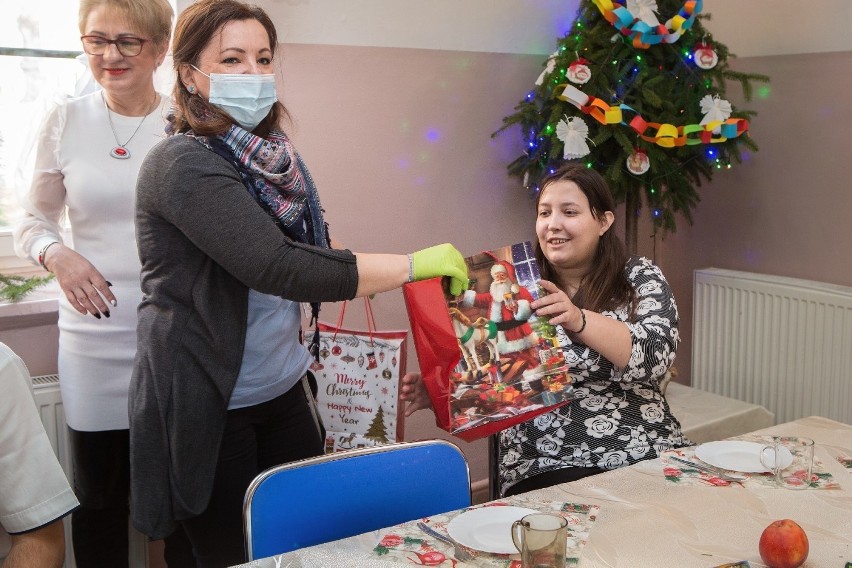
403, 241, 575, 442
308, 298, 408, 453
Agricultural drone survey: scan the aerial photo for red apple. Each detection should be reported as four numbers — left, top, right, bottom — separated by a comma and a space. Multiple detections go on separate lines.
759, 519, 809, 568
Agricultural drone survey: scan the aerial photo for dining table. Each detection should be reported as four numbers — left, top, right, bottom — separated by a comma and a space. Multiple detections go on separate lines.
231, 416, 852, 568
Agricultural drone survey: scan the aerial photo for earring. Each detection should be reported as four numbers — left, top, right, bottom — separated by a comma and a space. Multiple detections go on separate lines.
187, 85, 196, 94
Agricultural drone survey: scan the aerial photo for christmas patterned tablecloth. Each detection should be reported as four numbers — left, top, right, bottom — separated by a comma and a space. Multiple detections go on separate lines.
372, 496, 599, 567
661, 433, 841, 489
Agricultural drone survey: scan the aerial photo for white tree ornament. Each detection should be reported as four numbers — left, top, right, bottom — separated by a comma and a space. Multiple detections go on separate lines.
556, 116, 591, 159
626, 0, 661, 27
567, 59, 592, 84
699, 95, 732, 134
535, 50, 560, 86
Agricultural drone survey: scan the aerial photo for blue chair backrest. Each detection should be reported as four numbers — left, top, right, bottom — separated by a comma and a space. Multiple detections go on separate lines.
243, 439, 471, 560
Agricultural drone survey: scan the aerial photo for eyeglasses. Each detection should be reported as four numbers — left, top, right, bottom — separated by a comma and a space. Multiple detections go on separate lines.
80, 35, 149, 57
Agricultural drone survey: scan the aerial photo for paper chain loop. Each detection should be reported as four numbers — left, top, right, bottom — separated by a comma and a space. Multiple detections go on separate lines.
557, 83, 749, 147
592, 0, 703, 49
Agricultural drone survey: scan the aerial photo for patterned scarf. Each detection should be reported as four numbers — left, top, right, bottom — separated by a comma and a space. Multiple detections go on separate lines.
190, 125, 329, 248
188, 125, 329, 356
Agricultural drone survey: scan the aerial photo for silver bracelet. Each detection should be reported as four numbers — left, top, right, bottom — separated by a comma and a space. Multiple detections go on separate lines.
407, 254, 415, 283
38, 241, 60, 271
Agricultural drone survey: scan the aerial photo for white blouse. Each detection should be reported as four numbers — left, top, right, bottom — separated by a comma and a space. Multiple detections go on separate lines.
14, 91, 170, 431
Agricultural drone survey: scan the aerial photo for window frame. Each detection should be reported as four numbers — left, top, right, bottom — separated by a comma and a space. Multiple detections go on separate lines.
0, 231, 28, 272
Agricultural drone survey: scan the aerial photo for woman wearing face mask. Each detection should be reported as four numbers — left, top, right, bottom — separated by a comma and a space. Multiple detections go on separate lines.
13, 1, 193, 565
129, 1, 467, 564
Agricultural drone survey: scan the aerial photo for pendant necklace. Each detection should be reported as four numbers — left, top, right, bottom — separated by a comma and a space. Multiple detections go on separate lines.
103, 92, 158, 160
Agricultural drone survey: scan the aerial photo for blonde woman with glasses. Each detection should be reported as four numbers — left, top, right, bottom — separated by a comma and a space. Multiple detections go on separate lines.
13, 0, 193, 565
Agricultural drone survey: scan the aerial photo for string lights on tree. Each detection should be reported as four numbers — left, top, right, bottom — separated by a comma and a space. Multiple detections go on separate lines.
494, 0, 770, 252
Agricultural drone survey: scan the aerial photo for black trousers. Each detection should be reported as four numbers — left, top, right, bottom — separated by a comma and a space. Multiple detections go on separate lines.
179, 383, 324, 568
69, 428, 195, 567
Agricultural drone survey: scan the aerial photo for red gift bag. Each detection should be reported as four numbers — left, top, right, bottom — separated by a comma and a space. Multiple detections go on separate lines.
403, 242, 574, 442
308, 298, 408, 452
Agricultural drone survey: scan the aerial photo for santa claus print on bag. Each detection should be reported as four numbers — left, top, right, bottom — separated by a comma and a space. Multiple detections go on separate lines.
460, 259, 540, 367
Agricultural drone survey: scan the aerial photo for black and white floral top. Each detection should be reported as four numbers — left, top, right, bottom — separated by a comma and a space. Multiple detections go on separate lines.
499, 256, 690, 494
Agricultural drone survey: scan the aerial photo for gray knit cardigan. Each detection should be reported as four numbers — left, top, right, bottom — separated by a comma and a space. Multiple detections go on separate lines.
130, 134, 359, 538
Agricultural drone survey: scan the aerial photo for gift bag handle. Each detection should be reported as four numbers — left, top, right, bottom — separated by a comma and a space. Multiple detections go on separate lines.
333, 297, 377, 345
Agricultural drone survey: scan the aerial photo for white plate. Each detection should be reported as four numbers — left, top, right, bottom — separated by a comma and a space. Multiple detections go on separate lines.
695, 440, 793, 473
447, 506, 538, 554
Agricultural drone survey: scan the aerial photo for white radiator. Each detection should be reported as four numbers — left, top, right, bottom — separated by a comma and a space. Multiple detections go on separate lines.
691, 268, 852, 426
30, 375, 75, 568
32, 375, 149, 568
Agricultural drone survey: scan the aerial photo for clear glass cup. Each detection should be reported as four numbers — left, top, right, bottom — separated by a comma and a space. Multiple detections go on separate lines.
760, 436, 815, 490
511, 512, 568, 568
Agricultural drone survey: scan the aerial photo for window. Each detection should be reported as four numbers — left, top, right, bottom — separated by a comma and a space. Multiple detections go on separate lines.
0, 1, 84, 270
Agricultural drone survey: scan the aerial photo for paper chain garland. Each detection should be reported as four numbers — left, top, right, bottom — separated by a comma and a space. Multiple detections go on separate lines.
592, 0, 703, 49
557, 83, 749, 147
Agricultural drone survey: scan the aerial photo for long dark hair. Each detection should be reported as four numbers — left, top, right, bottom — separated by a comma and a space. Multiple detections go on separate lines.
535, 164, 635, 317
169, 0, 288, 136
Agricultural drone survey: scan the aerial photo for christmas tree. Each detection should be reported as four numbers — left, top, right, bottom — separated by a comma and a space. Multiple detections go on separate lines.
494, 0, 769, 252
365, 405, 389, 444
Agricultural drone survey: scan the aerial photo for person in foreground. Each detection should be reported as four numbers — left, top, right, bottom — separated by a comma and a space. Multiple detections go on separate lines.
0, 342, 79, 568
402, 163, 690, 497
129, 1, 467, 565
13, 0, 193, 565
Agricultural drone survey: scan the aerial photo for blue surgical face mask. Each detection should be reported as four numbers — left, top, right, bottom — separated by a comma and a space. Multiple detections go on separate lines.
192, 65, 277, 130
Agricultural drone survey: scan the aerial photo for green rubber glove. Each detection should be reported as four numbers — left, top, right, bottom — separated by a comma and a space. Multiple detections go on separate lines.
410, 243, 468, 296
